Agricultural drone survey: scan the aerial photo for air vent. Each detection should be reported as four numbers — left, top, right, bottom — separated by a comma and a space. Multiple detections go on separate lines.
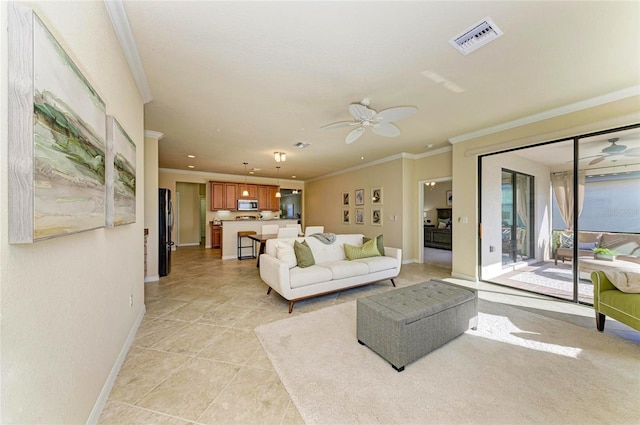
294, 141, 311, 149
449, 17, 503, 55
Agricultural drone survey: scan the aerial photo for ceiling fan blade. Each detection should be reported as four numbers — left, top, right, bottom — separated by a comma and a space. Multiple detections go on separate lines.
345, 127, 365, 144
319, 121, 356, 131
375, 106, 417, 123
349, 103, 376, 121
589, 156, 606, 165
372, 122, 400, 137
624, 147, 640, 157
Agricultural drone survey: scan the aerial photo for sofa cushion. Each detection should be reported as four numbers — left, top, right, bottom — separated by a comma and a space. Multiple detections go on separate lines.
320, 260, 369, 280
354, 256, 398, 273
344, 239, 381, 260
276, 242, 297, 269
294, 240, 315, 268
363, 234, 384, 256
305, 234, 365, 263
290, 265, 333, 288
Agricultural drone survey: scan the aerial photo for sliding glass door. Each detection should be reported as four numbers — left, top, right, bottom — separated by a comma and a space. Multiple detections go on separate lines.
501, 169, 533, 265
480, 124, 640, 304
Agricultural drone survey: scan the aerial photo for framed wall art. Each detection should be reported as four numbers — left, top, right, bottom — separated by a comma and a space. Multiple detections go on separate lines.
371, 187, 382, 205
355, 208, 364, 224
106, 116, 136, 227
371, 208, 382, 226
9, 4, 107, 243
446, 190, 453, 206
355, 189, 364, 206
342, 192, 350, 206
342, 209, 350, 224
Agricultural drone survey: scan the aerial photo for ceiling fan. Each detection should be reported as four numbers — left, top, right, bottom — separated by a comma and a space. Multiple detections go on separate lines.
583, 138, 640, 165
319, 98, 418, 144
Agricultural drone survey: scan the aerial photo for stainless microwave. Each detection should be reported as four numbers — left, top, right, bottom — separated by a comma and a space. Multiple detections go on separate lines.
237, 199, 259, 211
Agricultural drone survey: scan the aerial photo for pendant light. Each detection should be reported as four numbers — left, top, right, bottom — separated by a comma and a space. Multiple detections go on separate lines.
242, 162, 249, 197
275, 166, 281, 198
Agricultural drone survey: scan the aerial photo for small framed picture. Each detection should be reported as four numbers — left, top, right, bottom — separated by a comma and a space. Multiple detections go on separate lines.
446, 190, 453, 206
371, 208, 382, 226
355, 208, 364, 224
342, 209, 350, 224
371, 187, 382, 205
342, 192, 349, 206
355, 189, 364, 206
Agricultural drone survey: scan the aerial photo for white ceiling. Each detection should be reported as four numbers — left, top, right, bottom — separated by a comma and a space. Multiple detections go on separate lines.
121, 1, 640, 180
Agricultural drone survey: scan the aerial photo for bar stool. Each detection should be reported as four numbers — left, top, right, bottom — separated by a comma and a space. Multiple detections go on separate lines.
237, 231, 257, 260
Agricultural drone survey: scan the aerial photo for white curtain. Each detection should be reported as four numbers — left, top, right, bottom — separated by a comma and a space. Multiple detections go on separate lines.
551, 171, 585, 230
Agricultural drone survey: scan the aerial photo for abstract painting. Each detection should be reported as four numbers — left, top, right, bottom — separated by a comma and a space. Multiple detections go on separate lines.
106, 116, 136, 227
9, 4, 106, 242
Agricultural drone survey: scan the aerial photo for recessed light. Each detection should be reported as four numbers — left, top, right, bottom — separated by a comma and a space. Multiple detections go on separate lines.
188, 165, 195, 169
187, 154, 195, 158
426, 144, 434, 149
292, 176, 296, 179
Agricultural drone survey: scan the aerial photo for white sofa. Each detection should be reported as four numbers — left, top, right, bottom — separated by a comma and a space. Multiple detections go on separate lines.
259, 234, 402, 313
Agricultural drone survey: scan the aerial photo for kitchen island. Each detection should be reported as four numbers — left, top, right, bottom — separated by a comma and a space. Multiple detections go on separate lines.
221, 219, 299, 260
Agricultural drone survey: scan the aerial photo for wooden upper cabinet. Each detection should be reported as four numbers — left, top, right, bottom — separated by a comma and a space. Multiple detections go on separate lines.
210, 182, 224, 210
257, 185, 269, 210
239, 184, 257, 199
268, 186, 280, 211
224, 183, 238, 210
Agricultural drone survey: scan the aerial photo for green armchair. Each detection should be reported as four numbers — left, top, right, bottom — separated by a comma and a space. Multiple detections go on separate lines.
591, 271, 640, 332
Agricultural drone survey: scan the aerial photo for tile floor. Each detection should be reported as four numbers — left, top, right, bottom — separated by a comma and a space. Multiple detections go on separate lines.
98, 246, 638, 424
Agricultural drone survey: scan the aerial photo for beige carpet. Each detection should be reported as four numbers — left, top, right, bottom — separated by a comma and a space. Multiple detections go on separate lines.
255, 299, 640, 425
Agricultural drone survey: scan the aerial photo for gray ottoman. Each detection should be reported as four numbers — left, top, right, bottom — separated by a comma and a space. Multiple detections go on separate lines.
357, 280, 478, 372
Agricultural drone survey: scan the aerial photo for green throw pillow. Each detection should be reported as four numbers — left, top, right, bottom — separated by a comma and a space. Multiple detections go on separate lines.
294, 240, 315, 268
345, 239, 381, 260
363, 234, 384, 256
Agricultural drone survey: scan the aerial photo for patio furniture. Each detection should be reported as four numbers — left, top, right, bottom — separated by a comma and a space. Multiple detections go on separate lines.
356, 279, 477, 372
591, 271, 640, 332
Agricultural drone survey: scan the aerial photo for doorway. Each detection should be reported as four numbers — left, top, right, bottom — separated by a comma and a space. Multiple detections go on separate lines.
419, 177, 452, 268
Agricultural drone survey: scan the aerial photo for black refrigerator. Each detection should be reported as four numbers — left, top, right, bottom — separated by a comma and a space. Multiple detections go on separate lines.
159, 188, 174, 276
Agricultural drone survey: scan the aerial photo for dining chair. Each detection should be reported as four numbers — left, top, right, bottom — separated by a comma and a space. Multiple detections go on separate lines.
277, 227, 299, 238
286, 223, 302, 234
304, 225, 324, 236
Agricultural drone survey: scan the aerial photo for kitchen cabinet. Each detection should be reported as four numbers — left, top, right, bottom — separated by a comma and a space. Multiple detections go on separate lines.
210, 182, 224, 210
268, 186, 280, 211
257, 185, 269, 210
211, 224, 222, 248
224, 183, 238, 210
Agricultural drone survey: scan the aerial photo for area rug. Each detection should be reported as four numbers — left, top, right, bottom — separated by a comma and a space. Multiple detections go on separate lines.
255, 299, 640, 425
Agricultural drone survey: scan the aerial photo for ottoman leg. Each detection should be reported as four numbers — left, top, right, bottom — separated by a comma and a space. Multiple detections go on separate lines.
392, 364, 405, 372
358, 340, 365, 346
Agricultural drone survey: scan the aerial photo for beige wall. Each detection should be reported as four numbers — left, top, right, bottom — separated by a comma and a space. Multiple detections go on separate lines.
304, 158, 406, 256
144, 134, 160, 281
176, 182, 202, 245
1, 2, 144, 423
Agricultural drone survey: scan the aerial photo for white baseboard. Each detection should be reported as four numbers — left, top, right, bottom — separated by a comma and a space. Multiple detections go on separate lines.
144, 275, 159, 282
222, 255, 238, 260
178, 242, 200, 247
451, 271, 478, 282
86, 304, 146, 424
402, 258, 418, 264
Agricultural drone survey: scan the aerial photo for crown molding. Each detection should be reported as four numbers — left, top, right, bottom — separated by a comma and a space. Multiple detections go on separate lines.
144, 130, 164, 140
449, 86, 640, 144
104, 0, 153, 104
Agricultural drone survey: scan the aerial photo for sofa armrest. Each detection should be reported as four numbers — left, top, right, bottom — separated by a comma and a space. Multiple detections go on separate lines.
383, 246, 402, 269
259, 253, 291, 297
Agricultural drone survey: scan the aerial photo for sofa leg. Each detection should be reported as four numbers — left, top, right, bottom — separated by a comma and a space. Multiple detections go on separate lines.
596, 312, 606, 332
391, 278, 396, 287
288, 301, 295, 314
267, 287, 272, 295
